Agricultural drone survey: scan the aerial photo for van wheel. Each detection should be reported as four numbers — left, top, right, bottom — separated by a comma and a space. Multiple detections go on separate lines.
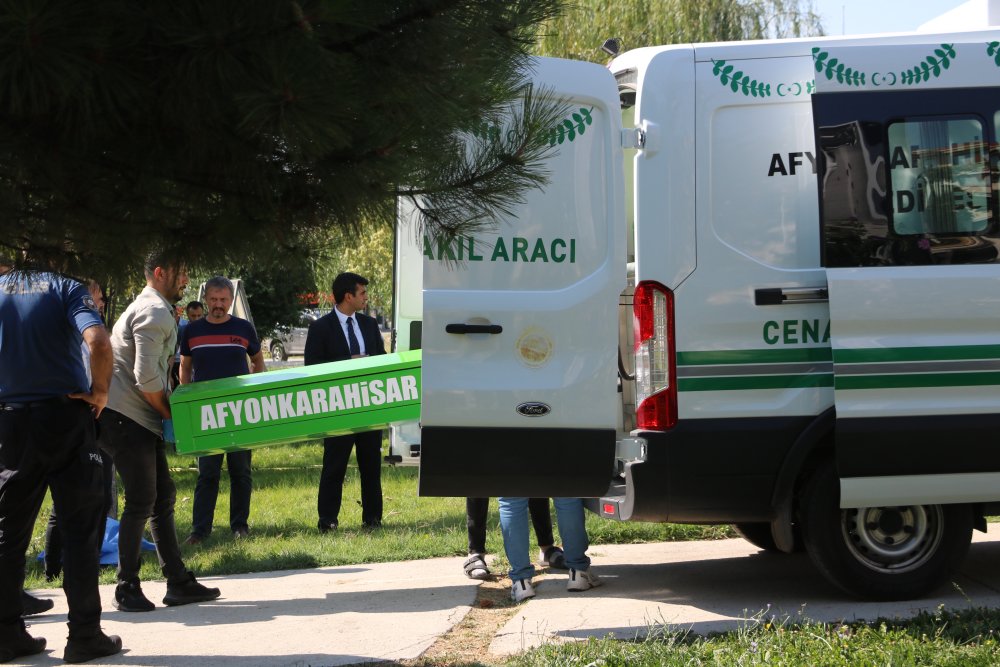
270, 341, 287, 361
800, 463, 972, 600
733, 522, 802, 553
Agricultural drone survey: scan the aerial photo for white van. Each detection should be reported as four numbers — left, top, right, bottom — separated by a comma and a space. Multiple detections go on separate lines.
395, 30, 1000, 600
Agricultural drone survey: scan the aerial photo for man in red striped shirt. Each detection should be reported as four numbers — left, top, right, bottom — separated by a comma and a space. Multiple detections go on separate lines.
178, 276, 265, 544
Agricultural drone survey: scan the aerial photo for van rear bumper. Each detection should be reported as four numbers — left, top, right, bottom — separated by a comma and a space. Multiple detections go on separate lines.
587, 417, 813, 523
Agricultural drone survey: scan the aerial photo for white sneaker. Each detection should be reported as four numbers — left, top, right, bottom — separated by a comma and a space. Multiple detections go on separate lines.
567, 568, 602, 592
511, 579, 536, 602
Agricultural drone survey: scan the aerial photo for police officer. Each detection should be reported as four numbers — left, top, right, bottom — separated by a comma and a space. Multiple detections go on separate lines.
0, 261, 123, 663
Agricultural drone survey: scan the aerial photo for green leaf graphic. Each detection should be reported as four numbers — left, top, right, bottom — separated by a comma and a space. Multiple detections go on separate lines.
563, 120, 576, 141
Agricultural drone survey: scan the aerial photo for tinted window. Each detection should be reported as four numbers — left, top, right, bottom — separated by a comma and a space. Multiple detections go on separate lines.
815, 88, 1000, 267
887, 118, 989, 235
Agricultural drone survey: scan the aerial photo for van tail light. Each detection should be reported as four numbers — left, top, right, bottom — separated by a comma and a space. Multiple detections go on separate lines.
633, 281, 677, 430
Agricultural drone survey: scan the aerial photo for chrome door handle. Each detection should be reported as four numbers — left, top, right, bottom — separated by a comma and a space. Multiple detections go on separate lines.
754, 287, 829, 305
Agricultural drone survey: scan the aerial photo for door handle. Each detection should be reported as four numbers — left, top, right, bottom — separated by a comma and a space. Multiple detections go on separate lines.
755, 287, 828, 305
446, 323, 503, 334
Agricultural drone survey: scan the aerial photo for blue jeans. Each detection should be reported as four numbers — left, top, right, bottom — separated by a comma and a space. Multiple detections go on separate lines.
192, 450, 252, 536
498, 497, 591, 582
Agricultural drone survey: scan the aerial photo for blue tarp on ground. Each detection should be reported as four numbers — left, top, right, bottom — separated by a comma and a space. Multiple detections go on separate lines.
39, 518, 156, 566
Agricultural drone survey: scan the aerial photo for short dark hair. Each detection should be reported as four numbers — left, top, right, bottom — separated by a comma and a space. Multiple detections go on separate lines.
332, 272, 368, 304
204, 275, 234, 297
185, 300, 204, 313
143, 247, 182, 280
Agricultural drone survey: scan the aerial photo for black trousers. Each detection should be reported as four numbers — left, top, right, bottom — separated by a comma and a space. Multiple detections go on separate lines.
0, 399, 104, 641
318, 430, 383, 526
191, 450, 252, 537
44, 455, 116, 580
466, 497, 555, 555
98, 409, 186, 584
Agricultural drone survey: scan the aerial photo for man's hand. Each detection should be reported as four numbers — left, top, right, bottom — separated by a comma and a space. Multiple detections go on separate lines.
69, 388, 109, 417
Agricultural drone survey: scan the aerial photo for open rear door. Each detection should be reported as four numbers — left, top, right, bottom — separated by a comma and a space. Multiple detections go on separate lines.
814, 39, 1000, 506
419, 57, 625, 497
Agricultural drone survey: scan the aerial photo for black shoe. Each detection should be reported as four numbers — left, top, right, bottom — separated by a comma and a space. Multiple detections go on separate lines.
163, 572, 220, 607
361, 521, 382, 531
21, 591, 54, 616
114, 580, 155, 612
318, 520, 338, 533
63, 631, 122, 664
0, 629, 46, 662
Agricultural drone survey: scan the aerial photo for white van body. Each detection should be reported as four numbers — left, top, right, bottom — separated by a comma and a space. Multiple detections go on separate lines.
397, 30, 1000, 600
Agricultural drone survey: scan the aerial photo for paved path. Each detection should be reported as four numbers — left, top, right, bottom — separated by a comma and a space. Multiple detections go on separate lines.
15, 529, 1000, 665
16, 557, 478, 667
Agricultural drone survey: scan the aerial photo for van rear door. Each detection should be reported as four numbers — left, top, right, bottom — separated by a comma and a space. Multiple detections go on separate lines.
813, 40, 1000, 506
419, 57, 625, 497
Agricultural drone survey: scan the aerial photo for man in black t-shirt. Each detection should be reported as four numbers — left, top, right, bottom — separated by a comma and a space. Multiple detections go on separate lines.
178, 276, 265, 544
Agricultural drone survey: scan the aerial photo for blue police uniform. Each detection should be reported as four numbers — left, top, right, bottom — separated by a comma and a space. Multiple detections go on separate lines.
0, 270, 107, 647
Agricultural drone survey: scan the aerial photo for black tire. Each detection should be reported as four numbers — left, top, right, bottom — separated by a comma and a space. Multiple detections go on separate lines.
799, 462, 972, 600
270, 341, 287, 361
733, 522, 803, 553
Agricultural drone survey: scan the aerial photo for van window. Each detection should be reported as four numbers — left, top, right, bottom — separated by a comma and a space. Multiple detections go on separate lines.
887, 117, 990, 236
815, 87, 1000, 267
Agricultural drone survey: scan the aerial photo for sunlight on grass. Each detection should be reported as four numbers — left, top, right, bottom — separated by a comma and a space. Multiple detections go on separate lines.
510, 607, 1000, 666
25, 440, 732, 589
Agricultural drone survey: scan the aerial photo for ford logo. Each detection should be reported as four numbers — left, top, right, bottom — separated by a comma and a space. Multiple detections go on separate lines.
516, 402, 551, 417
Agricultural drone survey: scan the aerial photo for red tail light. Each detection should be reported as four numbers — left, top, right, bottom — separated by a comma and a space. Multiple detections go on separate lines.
633, 281, 677, 430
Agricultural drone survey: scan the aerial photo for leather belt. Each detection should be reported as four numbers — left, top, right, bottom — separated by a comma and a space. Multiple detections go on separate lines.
0, 395, 75, 411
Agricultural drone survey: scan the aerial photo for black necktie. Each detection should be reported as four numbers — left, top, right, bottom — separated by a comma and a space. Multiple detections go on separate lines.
346, 316, 361, 356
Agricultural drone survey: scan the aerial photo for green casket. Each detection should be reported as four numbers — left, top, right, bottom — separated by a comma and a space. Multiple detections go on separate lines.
170, 350, 421, 456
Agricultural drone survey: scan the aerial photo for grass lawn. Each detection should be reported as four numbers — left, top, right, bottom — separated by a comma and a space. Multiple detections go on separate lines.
509, 607, 1000, 666
24, 439, 732, 589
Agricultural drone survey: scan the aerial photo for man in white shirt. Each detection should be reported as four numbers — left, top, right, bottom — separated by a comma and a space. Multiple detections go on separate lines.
303, 272, 386, 531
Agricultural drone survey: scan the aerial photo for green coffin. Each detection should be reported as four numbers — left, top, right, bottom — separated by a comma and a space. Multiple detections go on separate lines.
170, 350, 421, 456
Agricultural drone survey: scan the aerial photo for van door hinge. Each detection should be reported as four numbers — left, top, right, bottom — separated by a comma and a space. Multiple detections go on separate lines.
621, 127, 644, 149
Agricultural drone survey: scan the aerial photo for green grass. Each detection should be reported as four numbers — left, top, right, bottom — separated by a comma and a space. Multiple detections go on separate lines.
510, 607, 1000, 666
24, 440, 731, 589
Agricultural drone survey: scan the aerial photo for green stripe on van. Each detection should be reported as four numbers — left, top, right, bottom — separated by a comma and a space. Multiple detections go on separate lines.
679, 374, 834, 392
834, 371, 1000, 390
677, 347, 832, 366
835, 344, 1000, 364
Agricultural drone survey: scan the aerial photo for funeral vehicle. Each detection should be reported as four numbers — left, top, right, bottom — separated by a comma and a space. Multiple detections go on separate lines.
398, 28, 1000, 600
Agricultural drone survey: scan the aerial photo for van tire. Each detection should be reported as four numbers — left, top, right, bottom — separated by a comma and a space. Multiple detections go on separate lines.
733, 522, 802, 553
800, 462, 972, 600
270, 341, 287, 361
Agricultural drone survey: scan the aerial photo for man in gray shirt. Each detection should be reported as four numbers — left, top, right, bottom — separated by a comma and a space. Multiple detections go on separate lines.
98, 249, 221, 612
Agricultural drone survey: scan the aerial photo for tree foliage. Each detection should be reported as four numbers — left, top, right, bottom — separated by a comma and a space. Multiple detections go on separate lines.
534, 0, 824, 62
307, 222, 394, 318
0, 0, 565, 281
227, 257, 317, 340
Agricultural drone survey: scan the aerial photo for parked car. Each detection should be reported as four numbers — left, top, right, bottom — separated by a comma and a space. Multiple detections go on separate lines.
265, 309, 322, 361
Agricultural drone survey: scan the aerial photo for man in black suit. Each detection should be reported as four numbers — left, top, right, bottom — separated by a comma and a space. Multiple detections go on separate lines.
304, 272, 387, 531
